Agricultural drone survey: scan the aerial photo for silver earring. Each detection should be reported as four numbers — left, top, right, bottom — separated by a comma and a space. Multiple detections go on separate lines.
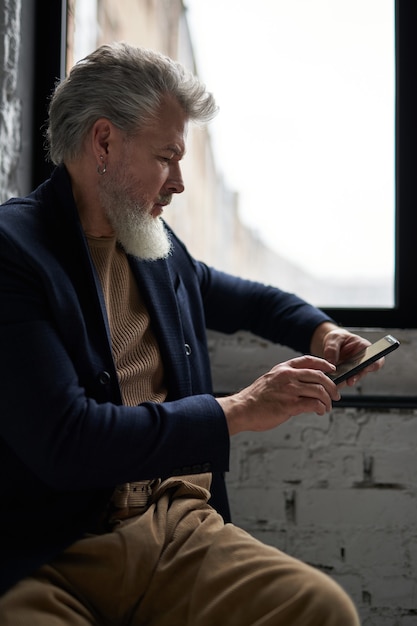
97, 154, 107, 175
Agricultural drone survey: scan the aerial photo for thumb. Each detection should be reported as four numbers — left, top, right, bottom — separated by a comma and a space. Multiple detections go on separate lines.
322, 332, 345, 365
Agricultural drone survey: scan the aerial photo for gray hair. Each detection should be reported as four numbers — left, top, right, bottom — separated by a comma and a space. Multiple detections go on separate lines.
46, 42, 218, 164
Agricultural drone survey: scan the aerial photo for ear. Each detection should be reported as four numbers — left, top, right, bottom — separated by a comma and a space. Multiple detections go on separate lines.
91, 118, 112, 159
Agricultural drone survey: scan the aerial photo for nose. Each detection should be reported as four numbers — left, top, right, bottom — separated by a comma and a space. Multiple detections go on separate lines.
167, 162, 185, 194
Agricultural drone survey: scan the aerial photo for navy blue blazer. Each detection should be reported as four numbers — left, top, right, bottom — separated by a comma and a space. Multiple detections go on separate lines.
0, 166, 331, 593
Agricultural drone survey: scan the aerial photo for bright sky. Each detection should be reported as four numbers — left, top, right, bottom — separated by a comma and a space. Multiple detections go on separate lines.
185, 0, 395, 281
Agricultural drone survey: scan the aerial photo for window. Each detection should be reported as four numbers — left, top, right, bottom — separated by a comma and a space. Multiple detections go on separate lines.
31, 0, 417, 328
187, 0, 395, 311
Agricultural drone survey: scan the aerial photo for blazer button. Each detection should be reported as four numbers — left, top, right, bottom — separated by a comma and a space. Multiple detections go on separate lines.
184, 343, 192, 356
98, 371, 111, 385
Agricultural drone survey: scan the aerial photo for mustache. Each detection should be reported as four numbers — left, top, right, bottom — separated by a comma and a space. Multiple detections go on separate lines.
157, 194, 172, 205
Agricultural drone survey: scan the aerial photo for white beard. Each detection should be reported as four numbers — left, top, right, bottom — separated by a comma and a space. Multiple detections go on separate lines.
106, 203, 172, 261
98, 176, 172, 261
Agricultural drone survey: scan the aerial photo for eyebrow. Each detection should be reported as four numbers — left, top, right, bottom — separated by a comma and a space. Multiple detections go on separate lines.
162, 144, 186, 157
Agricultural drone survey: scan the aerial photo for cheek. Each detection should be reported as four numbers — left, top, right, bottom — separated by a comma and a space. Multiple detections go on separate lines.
118, 156, 166, 199
131, 166, 165, 190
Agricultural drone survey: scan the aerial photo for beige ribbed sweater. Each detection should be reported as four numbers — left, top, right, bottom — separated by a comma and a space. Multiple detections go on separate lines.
87, 235, 167, 407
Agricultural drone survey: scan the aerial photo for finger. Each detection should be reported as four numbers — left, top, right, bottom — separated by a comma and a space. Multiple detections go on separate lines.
366, 356, 385, 372
323, 330, 370, 366
344, 356, 386, 387
284, 380, 338, 415
287, 355, 337, 375
296, 369, 341, 402
297, 393, 333, 415
322, 331, 349, 364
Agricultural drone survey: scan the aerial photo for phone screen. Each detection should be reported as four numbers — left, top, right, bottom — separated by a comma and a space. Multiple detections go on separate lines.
328, 335, 400, 384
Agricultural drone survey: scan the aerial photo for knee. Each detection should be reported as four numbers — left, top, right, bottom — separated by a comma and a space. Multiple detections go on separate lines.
300, 566, 360, 626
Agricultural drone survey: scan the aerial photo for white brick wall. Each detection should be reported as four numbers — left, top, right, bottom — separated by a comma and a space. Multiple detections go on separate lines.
209, 329, 417, 625
0, 0, 22, 202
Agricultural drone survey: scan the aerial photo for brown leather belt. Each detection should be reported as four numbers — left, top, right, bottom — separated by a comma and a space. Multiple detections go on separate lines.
111, 480, 159, 509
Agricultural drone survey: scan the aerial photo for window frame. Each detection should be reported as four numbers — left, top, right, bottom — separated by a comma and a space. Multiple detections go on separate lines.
32, 0, 416, 328
31, 0, 67, 188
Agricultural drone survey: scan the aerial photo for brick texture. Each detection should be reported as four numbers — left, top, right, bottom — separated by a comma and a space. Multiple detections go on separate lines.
209, 329, 417, 625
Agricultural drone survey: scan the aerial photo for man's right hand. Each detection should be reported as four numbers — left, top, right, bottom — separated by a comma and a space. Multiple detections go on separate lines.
216, 355, 340, 436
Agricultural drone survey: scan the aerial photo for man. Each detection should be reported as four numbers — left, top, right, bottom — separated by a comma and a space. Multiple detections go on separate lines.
0, 42, 379, 624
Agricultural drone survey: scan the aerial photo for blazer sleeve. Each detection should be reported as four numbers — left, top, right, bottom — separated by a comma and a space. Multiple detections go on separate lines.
196, 261, 333, 355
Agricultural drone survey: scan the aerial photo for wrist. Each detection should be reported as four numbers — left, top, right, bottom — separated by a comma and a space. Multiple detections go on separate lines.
216, 394, 245, 436
310, 322, 339, 357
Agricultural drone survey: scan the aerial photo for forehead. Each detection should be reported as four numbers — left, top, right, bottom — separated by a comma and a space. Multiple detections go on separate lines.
138, 94, 188, 153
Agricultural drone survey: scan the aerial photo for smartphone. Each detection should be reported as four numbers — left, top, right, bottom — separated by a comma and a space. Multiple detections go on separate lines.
328, 334, 400, 385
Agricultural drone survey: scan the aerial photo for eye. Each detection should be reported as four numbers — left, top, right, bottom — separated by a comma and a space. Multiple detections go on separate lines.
158, 153, 174, 163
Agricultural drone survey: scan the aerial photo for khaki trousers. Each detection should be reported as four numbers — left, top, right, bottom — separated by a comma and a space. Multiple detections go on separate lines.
0, 475, 360, 626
